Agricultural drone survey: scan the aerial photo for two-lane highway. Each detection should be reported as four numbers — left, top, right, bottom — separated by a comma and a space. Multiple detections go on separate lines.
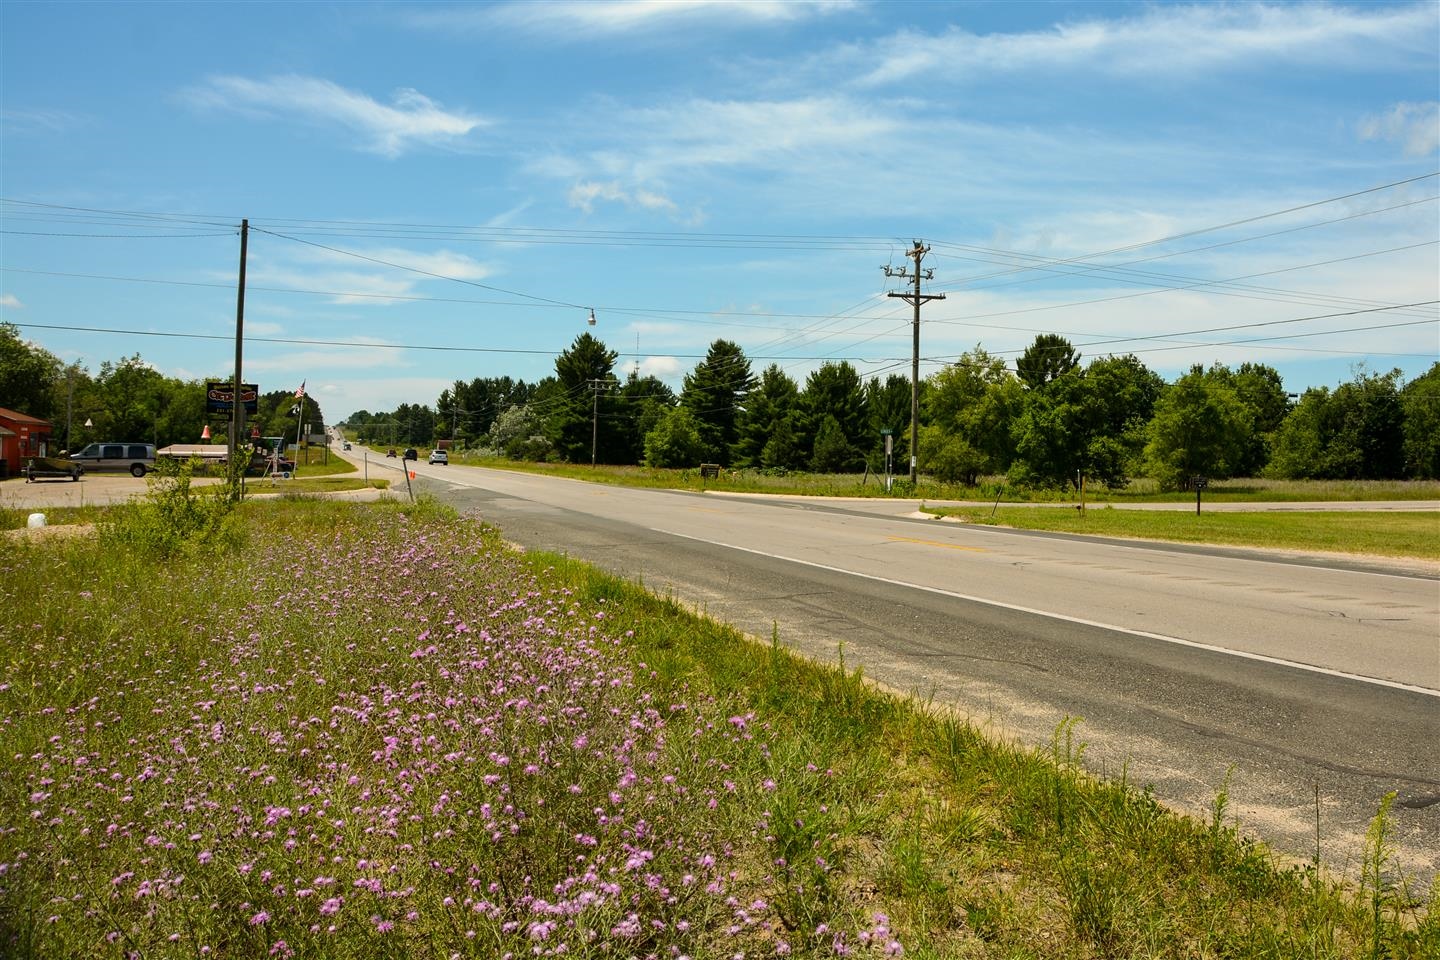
355, 451, 1440, 880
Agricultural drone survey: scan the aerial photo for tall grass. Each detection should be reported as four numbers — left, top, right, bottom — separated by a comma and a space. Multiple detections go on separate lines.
1, 498, 1436, 957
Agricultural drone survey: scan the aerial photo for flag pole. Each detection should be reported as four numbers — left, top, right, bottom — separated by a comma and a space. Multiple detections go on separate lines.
293, 381, 306, 466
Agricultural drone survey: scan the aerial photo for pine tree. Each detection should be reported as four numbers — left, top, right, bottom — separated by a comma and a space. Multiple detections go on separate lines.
733, 364, 799, 468
547, 333, 618, 463
680, 340, 755, 465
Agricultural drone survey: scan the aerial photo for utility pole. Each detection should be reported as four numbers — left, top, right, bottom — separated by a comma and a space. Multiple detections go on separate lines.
230, 219, 249, 495
884, 240, 944, 485
586, 377, 617, 467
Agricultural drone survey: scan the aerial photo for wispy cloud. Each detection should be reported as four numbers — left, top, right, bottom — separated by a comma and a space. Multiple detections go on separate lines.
569, 180, 679, 215
1359, 101, 1440, 157
241, 245, 497, 305
541, 95, 897, 192
0, 294, 23, 309
837, 2, 1438, 87
182, 75, 489, 157
409, 0, 857, 36
244, 337, 406, 374
0, 107, 84, 135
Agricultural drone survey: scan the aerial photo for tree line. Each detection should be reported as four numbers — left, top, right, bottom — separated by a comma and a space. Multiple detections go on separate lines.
0, 322, 327, 451
349, 330, 1440, 487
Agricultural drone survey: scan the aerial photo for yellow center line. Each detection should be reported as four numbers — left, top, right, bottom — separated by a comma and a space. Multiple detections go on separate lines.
886, 535, 986, 553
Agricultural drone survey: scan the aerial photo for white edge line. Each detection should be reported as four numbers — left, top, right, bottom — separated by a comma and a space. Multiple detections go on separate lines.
659, 528, 1440, 699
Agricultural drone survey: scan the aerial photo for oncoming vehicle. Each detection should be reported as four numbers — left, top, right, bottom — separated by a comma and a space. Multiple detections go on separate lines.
428, 450, 448, 465
403, 448, 418, 461
69, 442, 156, 477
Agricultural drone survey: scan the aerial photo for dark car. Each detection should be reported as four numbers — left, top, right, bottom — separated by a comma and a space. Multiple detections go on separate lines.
386, 448, 397, 458
403, 448, 418, 461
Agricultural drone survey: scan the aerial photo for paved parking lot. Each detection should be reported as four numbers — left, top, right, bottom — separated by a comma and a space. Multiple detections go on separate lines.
0, 474, 224, 509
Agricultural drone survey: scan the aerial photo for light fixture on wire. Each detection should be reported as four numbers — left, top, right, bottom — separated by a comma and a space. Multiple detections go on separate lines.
587, 308, 597, 326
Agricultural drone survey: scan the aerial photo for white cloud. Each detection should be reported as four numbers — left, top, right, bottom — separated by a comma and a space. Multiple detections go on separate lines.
183, 75, 489, 157
0, 293, 23, 309
636, 355, 684, 381
841, 3, 1438, 86
411, 0, 857, 36
1359, 101, 1440, 157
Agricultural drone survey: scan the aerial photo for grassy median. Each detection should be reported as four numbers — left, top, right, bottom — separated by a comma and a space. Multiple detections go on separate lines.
924, 506, 1440, 561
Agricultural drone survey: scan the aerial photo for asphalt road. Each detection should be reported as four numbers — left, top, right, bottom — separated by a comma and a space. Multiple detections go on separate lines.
334, 454, 1438, 884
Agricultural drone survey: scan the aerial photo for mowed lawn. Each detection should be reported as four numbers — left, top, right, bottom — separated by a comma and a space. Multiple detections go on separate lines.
926, 507, 1440, 560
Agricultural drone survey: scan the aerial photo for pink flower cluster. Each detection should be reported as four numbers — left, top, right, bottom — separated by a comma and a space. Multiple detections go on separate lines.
0, 513, 904, 957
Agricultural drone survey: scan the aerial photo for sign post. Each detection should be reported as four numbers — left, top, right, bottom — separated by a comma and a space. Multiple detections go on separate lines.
1191, 476, 1209, 515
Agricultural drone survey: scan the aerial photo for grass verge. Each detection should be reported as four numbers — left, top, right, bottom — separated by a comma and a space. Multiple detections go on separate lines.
924, 506, 1440, 561
1, 498, 1435, 957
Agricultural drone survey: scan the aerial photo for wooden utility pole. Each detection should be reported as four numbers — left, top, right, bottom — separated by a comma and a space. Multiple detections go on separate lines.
586, 378, 617, 467
230, 219, 249, 493
884, 241, 944, 485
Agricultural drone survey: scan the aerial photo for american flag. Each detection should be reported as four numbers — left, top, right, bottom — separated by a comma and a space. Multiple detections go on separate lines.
294, 380, 306, 399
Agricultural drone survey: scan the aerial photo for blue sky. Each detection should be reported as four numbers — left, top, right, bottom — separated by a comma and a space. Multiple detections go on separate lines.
2, 0, 1437, 423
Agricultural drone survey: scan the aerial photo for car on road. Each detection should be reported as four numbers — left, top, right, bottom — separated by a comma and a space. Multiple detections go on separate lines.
386, 448, 397, 458
69, 442, 156, 477
342, 441, 351, 451
428, 450, 448, 465
403, 448, 418, 461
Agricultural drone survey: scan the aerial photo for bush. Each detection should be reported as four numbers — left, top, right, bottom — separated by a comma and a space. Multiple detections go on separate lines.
97, 456, 243, 558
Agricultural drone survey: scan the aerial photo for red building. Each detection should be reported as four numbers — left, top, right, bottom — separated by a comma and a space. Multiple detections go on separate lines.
0, 407, 54, 479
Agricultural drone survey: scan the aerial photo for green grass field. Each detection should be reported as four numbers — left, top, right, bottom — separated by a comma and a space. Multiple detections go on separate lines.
924, 506, 1440, 560
1, 495, 1435, 957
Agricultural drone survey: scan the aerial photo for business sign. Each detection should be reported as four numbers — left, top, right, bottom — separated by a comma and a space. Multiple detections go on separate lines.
205, 381, 259, 416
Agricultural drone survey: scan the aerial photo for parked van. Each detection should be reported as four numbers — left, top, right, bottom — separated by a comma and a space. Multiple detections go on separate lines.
69, 442, 156, 477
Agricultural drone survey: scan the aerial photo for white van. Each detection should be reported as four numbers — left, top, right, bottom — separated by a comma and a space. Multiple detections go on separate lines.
70, 442, 157, 477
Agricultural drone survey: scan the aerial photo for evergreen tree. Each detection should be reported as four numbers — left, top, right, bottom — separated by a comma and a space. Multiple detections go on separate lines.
865, 374, 912, 468
680, 340, 755, 465
616, 372, 677, 465
799, 361, 868, 470
547, 333, 618, 463
733, 364, 800, 468
809, 414, 855, 472
1016, 334, 1080, 391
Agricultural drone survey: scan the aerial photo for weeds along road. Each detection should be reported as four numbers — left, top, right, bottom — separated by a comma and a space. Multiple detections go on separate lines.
379, 453, 1438, 881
